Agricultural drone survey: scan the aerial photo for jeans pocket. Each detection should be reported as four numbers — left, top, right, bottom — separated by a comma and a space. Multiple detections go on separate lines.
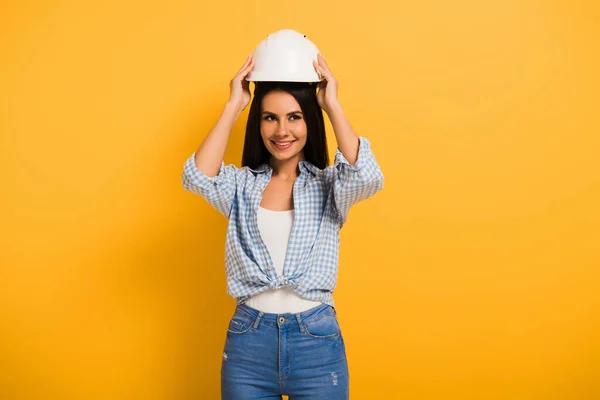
302, 314, 341, 338
226, 315, 254, 335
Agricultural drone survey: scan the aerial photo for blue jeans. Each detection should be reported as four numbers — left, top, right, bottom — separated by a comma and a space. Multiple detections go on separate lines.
221, 302, 350, 399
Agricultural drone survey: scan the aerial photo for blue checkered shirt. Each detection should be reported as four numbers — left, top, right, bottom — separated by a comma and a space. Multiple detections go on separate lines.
182, 136, 384, 307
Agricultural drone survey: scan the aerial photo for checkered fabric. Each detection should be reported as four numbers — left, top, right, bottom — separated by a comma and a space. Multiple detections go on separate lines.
182, 136, 384, 307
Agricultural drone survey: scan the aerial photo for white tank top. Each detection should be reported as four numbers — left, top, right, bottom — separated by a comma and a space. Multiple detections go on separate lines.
244, 206, 323, 313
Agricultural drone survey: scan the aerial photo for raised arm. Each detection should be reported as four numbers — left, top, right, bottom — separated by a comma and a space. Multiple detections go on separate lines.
194, 55, 255, 177
313, 53, 384, 227
182, 56, 256, 218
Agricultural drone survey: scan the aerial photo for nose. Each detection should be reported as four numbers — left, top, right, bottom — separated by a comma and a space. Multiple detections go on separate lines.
277, 119, 289, 136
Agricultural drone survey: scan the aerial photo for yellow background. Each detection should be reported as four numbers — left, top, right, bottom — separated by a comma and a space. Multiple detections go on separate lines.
2, 0, 599, 398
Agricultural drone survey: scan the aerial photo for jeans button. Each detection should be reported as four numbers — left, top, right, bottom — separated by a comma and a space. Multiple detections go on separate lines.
278, 317, 285, 323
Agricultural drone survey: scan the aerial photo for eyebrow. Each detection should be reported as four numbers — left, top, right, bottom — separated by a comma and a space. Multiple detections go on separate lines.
261, 110, 303, 116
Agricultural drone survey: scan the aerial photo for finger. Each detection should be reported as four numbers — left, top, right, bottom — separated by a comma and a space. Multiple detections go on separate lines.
317, 53, 332, 72
313, 61, 329, 81
237, 57, 255, 80
242, 58, 256, 77
315, 59, 330, 77
237, 56, 251, 74
313, 60, 323, 77
236, 55, 253, 74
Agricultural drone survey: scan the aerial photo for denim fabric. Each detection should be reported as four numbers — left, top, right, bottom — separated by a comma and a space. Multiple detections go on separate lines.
221, 302, 349, 399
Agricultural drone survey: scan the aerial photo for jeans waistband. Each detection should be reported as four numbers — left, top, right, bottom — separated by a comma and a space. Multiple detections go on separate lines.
235, 302, 335, 326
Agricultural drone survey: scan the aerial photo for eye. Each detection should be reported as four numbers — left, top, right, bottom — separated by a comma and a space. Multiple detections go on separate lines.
263, 115, 276, 121
290, 115, 302, 120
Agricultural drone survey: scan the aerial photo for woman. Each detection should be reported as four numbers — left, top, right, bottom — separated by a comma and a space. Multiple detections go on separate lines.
182, 53, 384, 399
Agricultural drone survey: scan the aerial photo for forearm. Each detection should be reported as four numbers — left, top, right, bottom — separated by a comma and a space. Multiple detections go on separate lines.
326, 102, 360, 165
194, 101, 242, 177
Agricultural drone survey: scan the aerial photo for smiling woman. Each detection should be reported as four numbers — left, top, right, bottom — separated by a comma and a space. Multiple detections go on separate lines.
181, 29, 384, 399
260, 94, 306, 153
261, 108, 304, 151
242, 81, 328, 173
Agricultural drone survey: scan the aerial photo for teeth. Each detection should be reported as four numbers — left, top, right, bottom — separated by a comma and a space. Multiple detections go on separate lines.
275, 141, 293, 146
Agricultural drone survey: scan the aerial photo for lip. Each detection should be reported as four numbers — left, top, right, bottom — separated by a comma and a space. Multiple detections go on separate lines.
271, 140, 296, 150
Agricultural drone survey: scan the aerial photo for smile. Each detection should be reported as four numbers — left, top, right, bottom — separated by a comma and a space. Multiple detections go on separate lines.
272, 140, 296, 150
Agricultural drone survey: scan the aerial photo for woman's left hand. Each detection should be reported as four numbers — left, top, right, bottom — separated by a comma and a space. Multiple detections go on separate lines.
313, 53, 339, 114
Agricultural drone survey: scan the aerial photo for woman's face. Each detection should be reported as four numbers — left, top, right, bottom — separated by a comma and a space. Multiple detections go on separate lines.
260, 90, 307, 163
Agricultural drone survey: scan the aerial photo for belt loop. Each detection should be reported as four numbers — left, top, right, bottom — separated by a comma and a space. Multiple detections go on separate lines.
252, 311, 263, 330
295, 313, 306, 334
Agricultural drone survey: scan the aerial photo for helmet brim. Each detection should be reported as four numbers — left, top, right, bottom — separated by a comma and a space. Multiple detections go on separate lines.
246, 72, 322, 83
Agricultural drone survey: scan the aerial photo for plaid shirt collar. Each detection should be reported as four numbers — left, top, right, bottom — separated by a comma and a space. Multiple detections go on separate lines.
248, 161, 321, 176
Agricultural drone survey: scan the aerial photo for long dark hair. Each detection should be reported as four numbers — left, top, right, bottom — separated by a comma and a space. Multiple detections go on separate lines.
241, 81, 329, 170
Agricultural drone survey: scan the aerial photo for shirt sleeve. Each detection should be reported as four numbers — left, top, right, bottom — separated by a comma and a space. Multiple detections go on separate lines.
332, 136, 384, 227
181, 153, 239, 219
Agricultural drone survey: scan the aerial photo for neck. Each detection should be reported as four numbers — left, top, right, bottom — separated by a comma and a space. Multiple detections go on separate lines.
269, 153, 304, 180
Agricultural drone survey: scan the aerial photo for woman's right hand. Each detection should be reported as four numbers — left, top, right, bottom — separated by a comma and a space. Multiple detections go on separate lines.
228, 55, 255, 113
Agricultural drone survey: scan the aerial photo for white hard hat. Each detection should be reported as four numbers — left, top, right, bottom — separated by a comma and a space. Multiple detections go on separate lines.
247, 29, 321, 82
